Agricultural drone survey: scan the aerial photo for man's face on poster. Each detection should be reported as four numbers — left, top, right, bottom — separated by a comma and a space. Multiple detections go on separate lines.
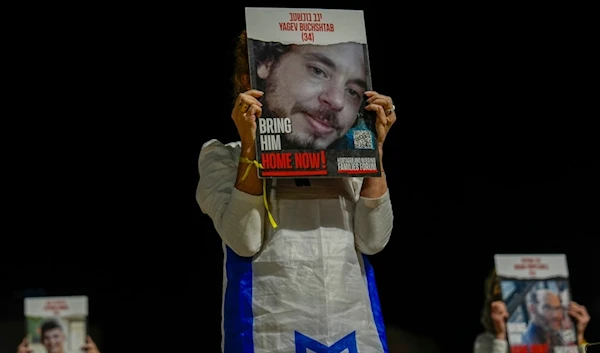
532, 292, 564, 331
42, 328, 65, 353
257, 42, 366, 149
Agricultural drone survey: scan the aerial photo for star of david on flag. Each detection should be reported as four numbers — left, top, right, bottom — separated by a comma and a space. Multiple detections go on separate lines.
295, 331, 358, 353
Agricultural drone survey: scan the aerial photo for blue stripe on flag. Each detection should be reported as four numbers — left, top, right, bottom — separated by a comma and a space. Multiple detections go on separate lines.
223, 246, 254, 353
362, 254, 389, 353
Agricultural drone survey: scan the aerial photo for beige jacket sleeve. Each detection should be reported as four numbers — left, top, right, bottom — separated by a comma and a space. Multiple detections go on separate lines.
196, 140, 265, 257
350, 178, 394, 255
473, 333, 508, 353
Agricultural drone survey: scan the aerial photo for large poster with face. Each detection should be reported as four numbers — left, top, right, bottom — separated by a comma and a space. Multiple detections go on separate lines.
494, 254, 579, 353
24, 296, 87, 353
245, 7, 380, 178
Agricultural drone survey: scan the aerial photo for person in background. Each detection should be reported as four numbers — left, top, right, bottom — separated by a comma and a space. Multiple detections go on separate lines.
17, 320, 100, 353
473, 269, 591, 353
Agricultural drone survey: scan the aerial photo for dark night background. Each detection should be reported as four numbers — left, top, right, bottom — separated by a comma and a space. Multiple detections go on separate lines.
1, 2, 597, 352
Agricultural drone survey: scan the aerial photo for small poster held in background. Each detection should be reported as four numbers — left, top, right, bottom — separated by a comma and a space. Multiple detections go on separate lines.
494, 254, 579, 353
24, 296, 87, 353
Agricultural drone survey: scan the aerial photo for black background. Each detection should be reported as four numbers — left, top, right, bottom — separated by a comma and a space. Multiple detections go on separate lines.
1, 1, 597, 352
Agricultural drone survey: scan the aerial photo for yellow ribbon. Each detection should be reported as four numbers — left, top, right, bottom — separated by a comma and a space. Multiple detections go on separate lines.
239, 157, 278, 229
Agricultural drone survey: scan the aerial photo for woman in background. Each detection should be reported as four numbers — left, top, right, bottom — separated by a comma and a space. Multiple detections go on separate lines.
473, 269, 591, 353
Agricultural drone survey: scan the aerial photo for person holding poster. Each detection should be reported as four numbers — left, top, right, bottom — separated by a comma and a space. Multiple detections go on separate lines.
473, 268, 591, 353
16, 334, 100, 353
196, 7, 396, 353
17, 296, 100, 353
